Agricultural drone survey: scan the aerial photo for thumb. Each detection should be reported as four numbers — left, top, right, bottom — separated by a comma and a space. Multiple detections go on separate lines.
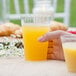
38, 30, 62, 42
38, 30, 72, 42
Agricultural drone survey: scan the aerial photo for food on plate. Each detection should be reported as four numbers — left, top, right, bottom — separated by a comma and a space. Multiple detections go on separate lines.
0, 22, 21, 37
13, 29, 22, 38
0, 25, 11, 36
3, 22, 20, 32
0, 23, 23, 57
50, 21, 68, 31
0, 37, 24, 57
0, 21, 68, 60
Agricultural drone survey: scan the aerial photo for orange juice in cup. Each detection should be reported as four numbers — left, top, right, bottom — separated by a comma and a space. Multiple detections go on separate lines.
61, 35, 76, 72
21, 15, 50, 61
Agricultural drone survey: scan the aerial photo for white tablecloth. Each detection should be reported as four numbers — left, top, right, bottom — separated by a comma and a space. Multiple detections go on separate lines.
0, 57, 76, 76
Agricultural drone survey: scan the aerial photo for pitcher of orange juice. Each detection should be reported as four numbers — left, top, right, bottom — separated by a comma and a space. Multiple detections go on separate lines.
21, 14, 51, 61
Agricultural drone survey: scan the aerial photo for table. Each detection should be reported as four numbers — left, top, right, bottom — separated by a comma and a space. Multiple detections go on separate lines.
0, 57, 76, 76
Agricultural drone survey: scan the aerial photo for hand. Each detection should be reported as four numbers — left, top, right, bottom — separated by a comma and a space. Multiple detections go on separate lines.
38, 30, 71, 42
38, 30, 71, 60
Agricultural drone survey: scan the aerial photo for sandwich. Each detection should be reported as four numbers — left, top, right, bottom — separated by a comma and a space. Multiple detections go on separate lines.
0, 23, 23, 57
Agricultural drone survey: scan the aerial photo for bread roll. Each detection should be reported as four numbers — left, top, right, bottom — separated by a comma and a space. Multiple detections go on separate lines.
13, 29, 22, 38
3, 22, 21, 34
50, 21, 68, 31
0, 25, 11, 36
0, 23, 21, 37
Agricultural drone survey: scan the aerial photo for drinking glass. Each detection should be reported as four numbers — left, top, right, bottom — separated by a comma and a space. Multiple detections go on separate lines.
61, 35, 76, 72
21, 14, 51, 61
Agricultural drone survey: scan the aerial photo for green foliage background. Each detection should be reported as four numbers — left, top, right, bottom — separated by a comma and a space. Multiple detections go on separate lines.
0, 0, 76, 27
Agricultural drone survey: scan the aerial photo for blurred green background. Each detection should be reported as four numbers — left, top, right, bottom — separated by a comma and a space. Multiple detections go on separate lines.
1, 0, 76, 27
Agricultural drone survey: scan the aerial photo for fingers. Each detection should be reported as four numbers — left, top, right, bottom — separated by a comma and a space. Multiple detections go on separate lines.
38, 30, 72, 42
38, 30, 62, 42
47, 39, 65, 61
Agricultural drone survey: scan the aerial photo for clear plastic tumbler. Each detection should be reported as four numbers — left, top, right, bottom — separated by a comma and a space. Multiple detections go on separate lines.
21, 14, 51, 61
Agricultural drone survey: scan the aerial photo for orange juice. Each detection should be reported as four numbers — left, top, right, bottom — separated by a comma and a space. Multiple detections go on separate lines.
22, 25, 49, 61
63, 42, 76, 72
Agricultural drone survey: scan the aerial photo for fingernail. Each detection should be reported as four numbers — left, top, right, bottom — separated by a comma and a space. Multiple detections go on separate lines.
38, 36, 45, 42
